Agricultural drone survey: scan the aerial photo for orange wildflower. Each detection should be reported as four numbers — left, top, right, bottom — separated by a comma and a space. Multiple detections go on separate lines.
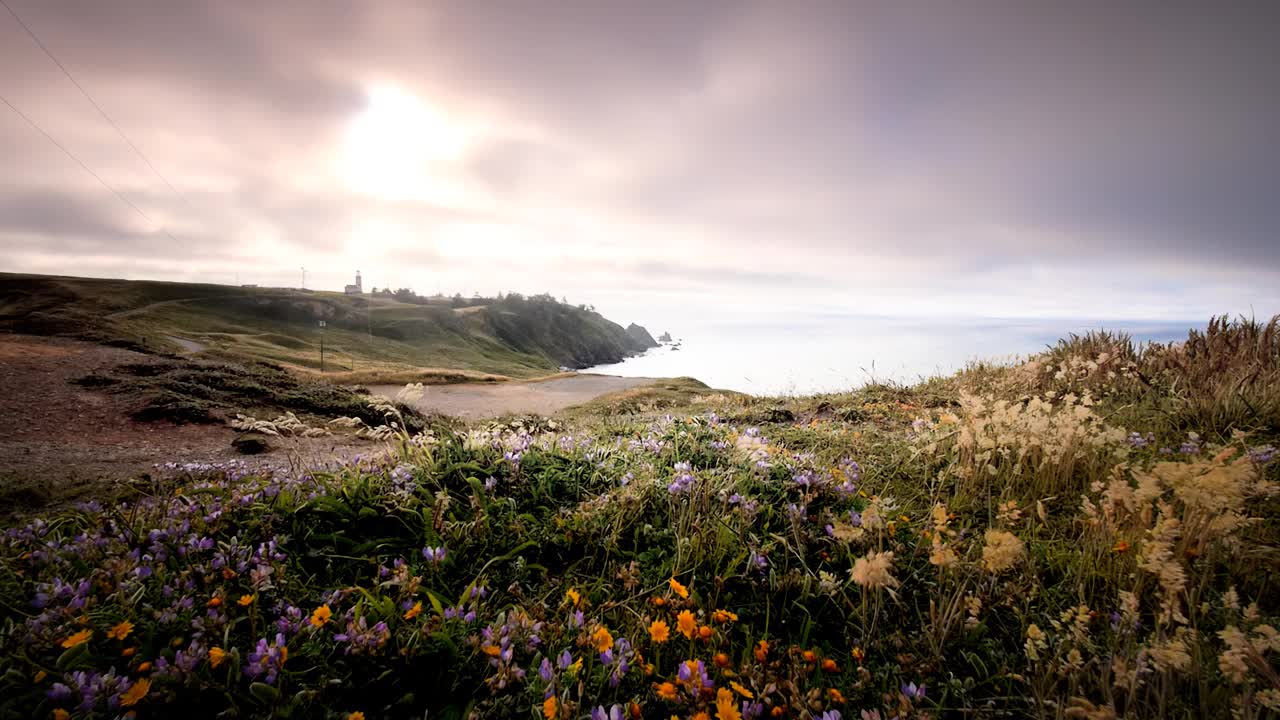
542, 695, 558, 719
730, 681, 754, 699
801, 649, 817, 663
692, 713, 710, 720
565, 588, 581, 607
136, 662, 152, 673
676, 610, 696, 639
714, 688, 742, 720
60, 629, 92, 649
206, 596, 222, 608
107, 621, 134, 641
655, 681, 678, 700
713, 652, 731, 668
651, 596, 668, 607
821, 658, 839, 672
593, 626, 615, 652
698, 625, 713, 641
1113, 541, 1130, 553
711, 609, 738, 623
649, 619, 670, 643
668, 578, 689, 599
209, 647, 227, 668
753, 640, 769, 662
349, 714, 366, 720
120, 677, 150, 707
481, 645, 501, 657
403, 601, 423, 620
310, 605, 332, 627
238, 595, 253, 607
121, 647, 136, 657
851, 646, 865, 663
828, 688, 846, 704
34, 670, 47, 683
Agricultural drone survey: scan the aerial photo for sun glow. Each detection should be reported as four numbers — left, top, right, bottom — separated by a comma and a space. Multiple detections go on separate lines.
337, 86, 468, 202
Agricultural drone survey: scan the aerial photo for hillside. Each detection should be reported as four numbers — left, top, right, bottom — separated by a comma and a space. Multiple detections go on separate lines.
0, 316, 1275, 718
0, 273, 652, 379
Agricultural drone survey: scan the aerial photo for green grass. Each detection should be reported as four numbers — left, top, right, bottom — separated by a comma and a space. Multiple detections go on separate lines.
0, 315, 1276, 719
0, 273, 653, 380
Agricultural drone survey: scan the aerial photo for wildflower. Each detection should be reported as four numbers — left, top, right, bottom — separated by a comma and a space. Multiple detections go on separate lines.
566, 588, 581, 607
669, 577, 689, 599
649, 619, 670, 643
1112, 540, 1129, 553
715, 688, 742, 720
593, 626, 615, 652
828, 688, 845, 703
53, 711, 70, 720
754, 640, 769, 662
677, 610, 696, 639
136, 661, 152, 673
238, 594, 253, 607
712, 609, 738, 623
403, 601, 422, 620
107, 621, 134, 641
349, 714, 366, 720
850, 551, 899, 592
481, 644, 501, 657
714, 652, 731, 668
207, 596, 222, 608
120, 677, 151, 707
654, 681, 678, 700
592, 706, 625, 720
851, 646, 864, 663
981, 530, 1025, 573
60, 629, 92, 648
730, 680, 754, 698
310, 605, 332, 627
543, 695, 558, 719
698, 625, 713, 640
901, 681, 926, 701
821, 658, 839, 672
209, 647, 228, 668
34, 670, 46, 683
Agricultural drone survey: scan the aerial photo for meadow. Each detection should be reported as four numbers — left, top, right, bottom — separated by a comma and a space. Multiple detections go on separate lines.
1, 317, 1277, 719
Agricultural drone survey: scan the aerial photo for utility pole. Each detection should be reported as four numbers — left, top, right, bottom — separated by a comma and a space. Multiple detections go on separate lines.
319, 320, 326, 372
301, 266, 307, 290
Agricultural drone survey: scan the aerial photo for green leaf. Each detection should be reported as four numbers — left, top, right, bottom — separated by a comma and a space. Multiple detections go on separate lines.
55, 642, 88, 670
250, 682, 280, 704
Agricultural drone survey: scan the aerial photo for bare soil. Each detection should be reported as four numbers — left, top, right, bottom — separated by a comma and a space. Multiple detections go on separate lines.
369, 374, 657, 418
0, 334, 376, 511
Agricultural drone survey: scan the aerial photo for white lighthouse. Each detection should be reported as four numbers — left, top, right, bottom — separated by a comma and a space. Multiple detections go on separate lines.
344, 271, 363, 295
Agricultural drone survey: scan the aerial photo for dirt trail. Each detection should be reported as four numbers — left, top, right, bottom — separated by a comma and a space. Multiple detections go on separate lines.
369, 374, 656, 418
0, 334, 374, 510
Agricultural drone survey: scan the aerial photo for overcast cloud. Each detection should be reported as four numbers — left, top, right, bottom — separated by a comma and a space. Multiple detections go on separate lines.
3, 0, 1278, 331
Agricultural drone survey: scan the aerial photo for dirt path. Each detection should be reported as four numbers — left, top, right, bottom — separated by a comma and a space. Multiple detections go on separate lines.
0, 334, 376, 512
369, 374, 656, 418
165, 335, 207, 353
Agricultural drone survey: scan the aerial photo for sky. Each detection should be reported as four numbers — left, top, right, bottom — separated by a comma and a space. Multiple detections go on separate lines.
2, 0, 1278, 334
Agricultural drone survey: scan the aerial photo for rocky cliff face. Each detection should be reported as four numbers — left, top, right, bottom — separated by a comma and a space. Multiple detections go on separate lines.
625, 323, 659, 348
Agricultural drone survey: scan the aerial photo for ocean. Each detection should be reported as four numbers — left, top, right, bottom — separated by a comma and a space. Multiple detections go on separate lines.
585, 315, 1197, 395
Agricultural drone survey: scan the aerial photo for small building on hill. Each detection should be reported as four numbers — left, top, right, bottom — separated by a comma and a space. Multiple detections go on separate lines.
344, 271, 363, 295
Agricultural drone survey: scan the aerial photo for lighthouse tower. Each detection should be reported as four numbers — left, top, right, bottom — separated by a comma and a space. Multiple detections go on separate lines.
344, 270, 364, 295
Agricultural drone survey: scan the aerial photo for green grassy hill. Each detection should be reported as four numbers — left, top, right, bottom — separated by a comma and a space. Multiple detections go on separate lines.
0, 273, 651, 379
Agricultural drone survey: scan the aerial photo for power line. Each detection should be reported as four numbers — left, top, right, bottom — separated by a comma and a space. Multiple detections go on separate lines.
0, 0, 190, 205
1, 92, 178, 243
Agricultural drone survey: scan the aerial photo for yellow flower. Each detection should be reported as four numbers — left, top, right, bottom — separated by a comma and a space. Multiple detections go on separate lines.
543, 695, 558, 720
238, 595, 253, 607
668, 578, 689, 599
107, 621, 134, 641
349, 714, 366, 720
981, 530, 1026, 573
565, 588, 581, 607
730, 680, 753, 698
654, 681, 678, 700
209, 647, 227, 668
715, 688, 742, 720
649, 619, 670, 643
310, 605, 332, 627
593, 626, 614, 652
120, 677, 150, 707
676, 610, 696, 639
692, 713, 710, 720
403, 601, 423, 620
711, 609, 738, 623
60, 629, 92, 649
